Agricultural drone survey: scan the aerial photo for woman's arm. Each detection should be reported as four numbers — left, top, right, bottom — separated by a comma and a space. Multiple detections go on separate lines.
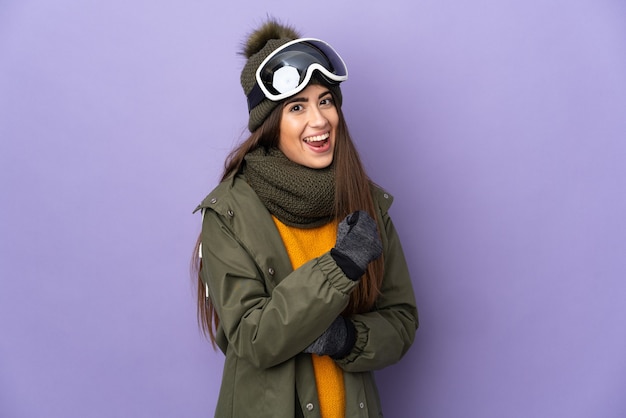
336, 213, 419, 372
201, 209, 358, 369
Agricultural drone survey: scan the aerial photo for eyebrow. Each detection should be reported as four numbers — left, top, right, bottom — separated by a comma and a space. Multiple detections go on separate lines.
283, 90, 332, 107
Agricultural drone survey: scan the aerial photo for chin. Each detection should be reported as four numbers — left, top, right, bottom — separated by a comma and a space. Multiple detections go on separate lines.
305, 157, 333, 169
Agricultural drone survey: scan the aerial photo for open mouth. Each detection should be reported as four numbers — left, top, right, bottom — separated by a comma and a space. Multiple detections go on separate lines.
303, 132, 330, 148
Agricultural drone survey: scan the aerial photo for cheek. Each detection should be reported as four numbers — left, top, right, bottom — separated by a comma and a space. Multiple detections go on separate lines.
278, 116, 293, 144
327, 109, 339, 128
280, 122, 297, 144
278, 123, 304, 155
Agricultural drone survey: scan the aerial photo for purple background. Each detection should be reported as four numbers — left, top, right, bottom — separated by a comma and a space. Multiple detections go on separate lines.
1, 1, 625, 417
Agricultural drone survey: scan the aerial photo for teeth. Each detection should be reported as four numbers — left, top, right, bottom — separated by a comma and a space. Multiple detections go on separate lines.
304, 133, 329, 143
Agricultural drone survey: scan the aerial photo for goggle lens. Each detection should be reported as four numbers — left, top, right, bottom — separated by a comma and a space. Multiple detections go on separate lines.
247, 38, 348, 111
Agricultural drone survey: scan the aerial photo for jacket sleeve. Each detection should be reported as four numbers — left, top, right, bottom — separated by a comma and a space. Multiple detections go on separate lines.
336, 211, 419, 373
200, 208, 359, 370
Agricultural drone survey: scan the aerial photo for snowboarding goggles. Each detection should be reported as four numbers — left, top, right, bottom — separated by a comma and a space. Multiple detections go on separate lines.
247, 38, 348, 111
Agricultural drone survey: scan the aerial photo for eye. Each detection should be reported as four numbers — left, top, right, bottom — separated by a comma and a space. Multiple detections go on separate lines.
320, 96, 334, 107
289, 104, 303, 112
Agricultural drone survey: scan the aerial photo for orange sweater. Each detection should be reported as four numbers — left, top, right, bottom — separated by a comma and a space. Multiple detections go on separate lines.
272, 216, 346, 418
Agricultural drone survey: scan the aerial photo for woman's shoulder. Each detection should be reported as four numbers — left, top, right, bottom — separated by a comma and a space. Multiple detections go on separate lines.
370, 182, 394, 214
193, 173, 257, 214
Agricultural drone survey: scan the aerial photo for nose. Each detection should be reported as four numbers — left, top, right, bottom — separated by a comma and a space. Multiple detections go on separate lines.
308, 105, 328, 128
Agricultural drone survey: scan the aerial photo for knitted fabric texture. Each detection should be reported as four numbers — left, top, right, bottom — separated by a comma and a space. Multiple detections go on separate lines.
241, 38, 292, 132
271, 216, 346, 418
331, 211, 383, 279
243, 147, 335, 228
303, 316, 350, 357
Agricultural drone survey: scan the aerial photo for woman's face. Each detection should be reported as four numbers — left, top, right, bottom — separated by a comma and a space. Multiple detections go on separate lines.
278, 84, 338, 169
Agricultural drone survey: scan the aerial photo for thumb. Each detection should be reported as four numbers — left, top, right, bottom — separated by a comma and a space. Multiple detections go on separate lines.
347, 211, 360, 227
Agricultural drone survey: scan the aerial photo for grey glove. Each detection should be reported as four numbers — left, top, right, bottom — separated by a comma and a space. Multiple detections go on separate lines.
303, 316, 356, 359
331, 211, 383, 280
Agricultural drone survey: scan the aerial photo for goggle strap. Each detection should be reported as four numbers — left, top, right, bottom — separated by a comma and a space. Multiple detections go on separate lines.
247, 83, 266, 113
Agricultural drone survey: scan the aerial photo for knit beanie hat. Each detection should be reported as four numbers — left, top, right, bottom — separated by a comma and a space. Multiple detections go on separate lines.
240, 20, 344, 132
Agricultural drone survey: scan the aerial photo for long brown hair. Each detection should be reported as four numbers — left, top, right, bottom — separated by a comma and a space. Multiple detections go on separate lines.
191, 87, 384, 343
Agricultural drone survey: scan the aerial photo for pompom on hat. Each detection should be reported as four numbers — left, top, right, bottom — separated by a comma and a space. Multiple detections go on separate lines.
240, 19, 344, 132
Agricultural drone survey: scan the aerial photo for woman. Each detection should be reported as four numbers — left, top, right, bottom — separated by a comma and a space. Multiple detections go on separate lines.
192, 19, 418, 418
